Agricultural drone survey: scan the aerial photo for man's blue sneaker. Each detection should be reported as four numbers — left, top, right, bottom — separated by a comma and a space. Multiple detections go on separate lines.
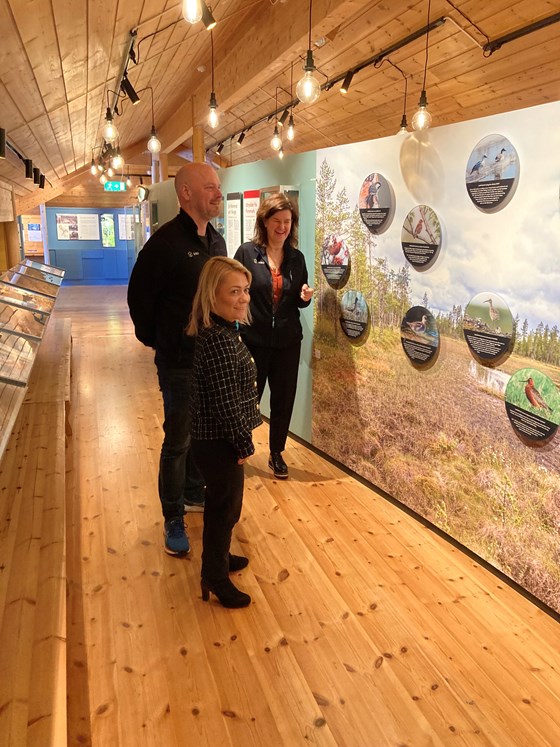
164, 518, 190, 556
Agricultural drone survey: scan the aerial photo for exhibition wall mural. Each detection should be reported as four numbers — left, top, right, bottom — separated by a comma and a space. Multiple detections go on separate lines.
312, 101, 560, 613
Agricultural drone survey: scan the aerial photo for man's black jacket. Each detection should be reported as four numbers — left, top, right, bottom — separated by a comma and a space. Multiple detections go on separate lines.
127, 209, 226, 368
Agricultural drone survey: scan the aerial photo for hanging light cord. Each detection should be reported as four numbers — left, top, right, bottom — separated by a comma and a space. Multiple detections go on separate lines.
308, 0, 313, 50
211, 29, 215, 91
422, 0, 432, 91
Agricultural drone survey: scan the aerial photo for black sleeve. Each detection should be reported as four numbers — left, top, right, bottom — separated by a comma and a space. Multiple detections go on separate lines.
297, 253, 312, 309
127, 240, 165, 348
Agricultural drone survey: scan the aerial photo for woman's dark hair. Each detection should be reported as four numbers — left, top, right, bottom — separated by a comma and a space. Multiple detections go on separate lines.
253, 192, 299, 248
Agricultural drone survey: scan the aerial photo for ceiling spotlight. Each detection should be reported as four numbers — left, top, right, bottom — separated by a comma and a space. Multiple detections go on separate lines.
202, 3, 217, 31
33, 167, 41, 185
216, 142, 224, 155
39, 174, 45, 189
0, 128, 5, 159
102, 108, 119, 143
121, 74, 140, 104
237, 131, 246, 146
340, 70, 354, 95
279, 108, 290, 126
25, 159, 33, 179
182, 0, 202, 24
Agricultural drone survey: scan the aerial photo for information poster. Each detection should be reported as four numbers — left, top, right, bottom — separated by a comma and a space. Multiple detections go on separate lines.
463, 291, 513, 364
401, 205, 442, 271
358, 172, 394, 235
56, 213, 100, 241
400, 306, 439, 366
321, 233, 351, 289
340, 290, 369, 341
465, 134, 519, 213
226, 192, 243, 256
100, 214, 116, 248
27, 223, 42, 242
505, 368, 560, 444
118, 214, 135, 241
243, 190, 260, 243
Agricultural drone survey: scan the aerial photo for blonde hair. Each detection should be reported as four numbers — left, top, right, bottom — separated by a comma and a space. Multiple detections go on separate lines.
187, 256, 252, 336
253, 192, 299, 248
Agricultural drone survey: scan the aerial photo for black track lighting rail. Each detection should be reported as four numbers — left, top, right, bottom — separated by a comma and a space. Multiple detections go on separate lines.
483, 11, 560, 56
1, 134, 51, 189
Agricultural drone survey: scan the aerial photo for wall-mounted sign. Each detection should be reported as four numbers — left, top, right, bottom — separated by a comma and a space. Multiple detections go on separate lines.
321, 233, 351, 289
340, 289, 369, 341
462, 291, 513, 365
358, 172, 395, 235
401, 205, 442, 271
400, 306, 439, 367
505, 368, 560, 444
104, 181, 127, 192
465, 134, 519, 213
100, 214, 116, 247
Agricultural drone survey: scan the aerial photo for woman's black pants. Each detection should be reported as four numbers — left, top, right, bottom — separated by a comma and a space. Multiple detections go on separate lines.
191, 439, 244, 583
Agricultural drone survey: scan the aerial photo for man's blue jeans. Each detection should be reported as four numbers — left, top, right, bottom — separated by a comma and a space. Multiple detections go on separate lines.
156, 365, 205, 521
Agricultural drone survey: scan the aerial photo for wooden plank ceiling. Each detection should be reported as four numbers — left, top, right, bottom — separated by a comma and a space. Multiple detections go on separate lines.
1, 0, 560, 213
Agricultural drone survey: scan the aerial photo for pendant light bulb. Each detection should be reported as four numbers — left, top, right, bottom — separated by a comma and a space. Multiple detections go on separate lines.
100, 174, 107, 184
208, 92, 218, 129
296, 49, 321, 105
270, 126, 282, 151
107, 166, 114, 177
182, 0, 202, 23
111, 151, 124, 170
102, 108, 119, 143
278, 145, 284, 160
90, 159, 97, 175
286, 114, 295, 141
412, 90, 432, 131
147, 126, 161, 154
398, 114, 408, 135
126, 176, 132, 188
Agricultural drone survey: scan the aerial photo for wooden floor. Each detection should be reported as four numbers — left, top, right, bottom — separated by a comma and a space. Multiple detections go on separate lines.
60, 285, 560, 747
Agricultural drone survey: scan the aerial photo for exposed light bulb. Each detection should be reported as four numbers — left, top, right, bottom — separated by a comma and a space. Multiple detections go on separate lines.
286, 114, 295, 141
111, 152, 124, 169
270, 126, 282, 151
90, 159, 97, 176
278, 146, 284, 160
107, 167, 114, 177
100, 174, 107, 184
182, 0, 202, 23
102, 108, 119, 143
208, 92, 218, 129
126, 177, 132, 188
147, 127, 161, 154
398, 114, 408, 135
296, 50, 321, 105
412, 90, 432, 131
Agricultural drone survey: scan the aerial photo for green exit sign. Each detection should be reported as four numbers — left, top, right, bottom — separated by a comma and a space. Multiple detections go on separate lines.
104, 181, 126, 192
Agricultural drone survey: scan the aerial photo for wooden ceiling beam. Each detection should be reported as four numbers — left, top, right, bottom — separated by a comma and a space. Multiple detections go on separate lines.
157, 0, 367, 153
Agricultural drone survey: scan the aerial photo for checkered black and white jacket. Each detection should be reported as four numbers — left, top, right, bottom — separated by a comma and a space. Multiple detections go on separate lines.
191, 315, 261, 459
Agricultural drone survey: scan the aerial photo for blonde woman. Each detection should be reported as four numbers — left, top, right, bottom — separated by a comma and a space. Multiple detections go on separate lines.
187, 256, 261, 608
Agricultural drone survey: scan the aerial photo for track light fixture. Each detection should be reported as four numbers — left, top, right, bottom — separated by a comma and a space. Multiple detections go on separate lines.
279, 108, 290, 126
0, 128, 5, 159
33, 167, 41, 185
121, 74, 140, 105
237, 131, 246, 145
297, 1, 321, 105
216, 142, 224, 155
102, 107, 119, 143
208, 30, 219, 128
340, 70, 354, 95
412, 0, 433, 131
202, 3, 217, 31
39, 174, 45, 189
183, 0, 203, 24
25, 159, 33, 179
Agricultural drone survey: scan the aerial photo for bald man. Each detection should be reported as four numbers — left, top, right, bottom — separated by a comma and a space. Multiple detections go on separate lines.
128, 163, 226, 556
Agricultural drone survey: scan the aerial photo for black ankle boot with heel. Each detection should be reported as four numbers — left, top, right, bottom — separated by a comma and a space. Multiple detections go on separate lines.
201, 578, 251, 608
268, 451, 288, 479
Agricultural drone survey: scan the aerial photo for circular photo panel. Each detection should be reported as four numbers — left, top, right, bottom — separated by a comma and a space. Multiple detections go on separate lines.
340, 290, 369, 341
358, 172, 395, 235
400, 306, 439, 367
401, 205, 442, 271
505, 368, 560, 445
320, 233, 351, 289
463, 292, 514, 365
465, 134, 519, 213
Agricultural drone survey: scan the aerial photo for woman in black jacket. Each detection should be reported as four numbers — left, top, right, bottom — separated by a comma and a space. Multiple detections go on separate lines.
234, 193, 313, 479
188, 256, 261, 608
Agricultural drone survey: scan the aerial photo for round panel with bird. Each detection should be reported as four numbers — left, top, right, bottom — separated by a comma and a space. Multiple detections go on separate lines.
463, 292, 514, 364
465, 134, 519, 213
358, 172, 395, 235
505, 368, 560, 444
321, 233, 351, 289
340, 289, 369, 341
401, 205, 443, 271
400, 306, 439, 366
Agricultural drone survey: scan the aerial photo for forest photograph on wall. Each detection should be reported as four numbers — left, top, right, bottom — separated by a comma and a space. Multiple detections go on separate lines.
312, 104, 560, 615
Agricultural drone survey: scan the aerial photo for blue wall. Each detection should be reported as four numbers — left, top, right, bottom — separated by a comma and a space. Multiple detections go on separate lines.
45, 206, 136, 284
218, 150, 316, 445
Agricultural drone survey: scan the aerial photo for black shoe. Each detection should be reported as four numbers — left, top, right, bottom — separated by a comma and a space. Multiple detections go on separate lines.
268, 451, 288, 479
201, 578, 251, 608
229, 554, 249, 572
